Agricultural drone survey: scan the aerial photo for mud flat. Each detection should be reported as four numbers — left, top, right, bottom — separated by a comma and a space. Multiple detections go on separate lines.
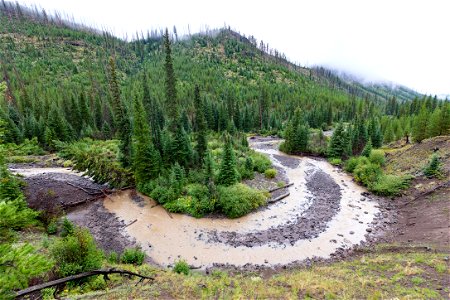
103, 137, 380, 268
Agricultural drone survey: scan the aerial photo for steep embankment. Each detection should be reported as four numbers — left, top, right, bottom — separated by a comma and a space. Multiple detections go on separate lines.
383, 136, 450, 250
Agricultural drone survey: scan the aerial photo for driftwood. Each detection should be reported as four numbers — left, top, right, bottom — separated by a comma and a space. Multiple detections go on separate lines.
125, 219, 138, 227
267, 192, 290, 203
268, 182, 293, 193
65, 182, 103, 195
15, 268, 154, 298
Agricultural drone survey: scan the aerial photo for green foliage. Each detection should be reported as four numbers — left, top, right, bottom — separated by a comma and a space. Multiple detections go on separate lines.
249, 151, 271, 173
173, 259, 190, 275
264, 168, 277, 178
412, 106, 429, 143
121, 247, 145, 265
361, 140, 372, 157
2, 138, 45, 156
217, 136, 238, 186
282, 108, 310, 154
423, 154, 443, 179
327, 123, 350, 159
369, 150, 385, 166
217, 184, 266, 218
369, 174, 412, 196
107, 251, 120, 264
0, 243, 53, 299
47, 219, 58, 235
353, 162, 382, 186
51, 227, 103, 277
61, 217, 75, 237
328, 158, 342, 166
344, 156, 369, 173
57, 139, 134, 188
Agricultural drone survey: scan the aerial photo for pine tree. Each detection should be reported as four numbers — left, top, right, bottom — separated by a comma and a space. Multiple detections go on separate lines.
108, 57, 132, 167
412, 106, 429, 143
217, 135, 238, 186
132, 96, 161, 184
283, 108, 309, 153
361, 139, 372, 157
194, 86, 207, 165
423, 154, 443, 178
163, 28, 178, 127
170, 123, 192, 168
328, 123, 348, 159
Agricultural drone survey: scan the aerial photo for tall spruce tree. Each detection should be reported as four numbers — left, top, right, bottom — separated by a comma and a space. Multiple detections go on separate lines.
217, 134, 238, 186
163, 28, 178, 127
328, 123, 348, 159
132, 96, 160, 184
194, 86, 207, 164
108, 57, 132, 167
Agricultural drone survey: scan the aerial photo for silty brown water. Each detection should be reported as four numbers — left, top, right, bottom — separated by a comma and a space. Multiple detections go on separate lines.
104, 138, 379, 268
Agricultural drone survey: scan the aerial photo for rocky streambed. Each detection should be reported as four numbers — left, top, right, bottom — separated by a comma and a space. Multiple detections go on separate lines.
10, 136, 386, 269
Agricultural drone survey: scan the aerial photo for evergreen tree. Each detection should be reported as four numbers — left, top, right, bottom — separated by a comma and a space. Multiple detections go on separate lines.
412, 106, 429, 143
132, 96, 161, 184
217, 135, 238, 186
163, 28, 178, 126
361, 139, 372, 157
170, 123, 192, 168
194, 86, 207, 165
283, 108, 309, 153
423, 154, 443, 178
108, 57, 132, 167
328, 123, 348, 159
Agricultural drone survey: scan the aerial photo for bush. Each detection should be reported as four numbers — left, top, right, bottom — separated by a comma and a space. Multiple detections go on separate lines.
344, 156, 369, 173
328, 158, 342, 166
264, 168, 277, 179
423, 154, 443, 179
46, 220, 58, 235
61, 218, 74, 237
354, 163, 382, 186
217, 184, 267, 218
163, 197, 191, 214
369, 150, 385, 166
173, 259, 190, 275
121, 247, 145, 265
85, 275, 107, 291
107, 251, 120, 264
249, 151, 271, 173
369, 174, 412, 196
51, 228, 103, 277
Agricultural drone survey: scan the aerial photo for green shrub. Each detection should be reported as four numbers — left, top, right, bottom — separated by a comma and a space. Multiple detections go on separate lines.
369, 174, 412, 196
264, 168, 277, 179
46, 220, 58, 235
107, 251, 119, 264
249, 151, 271, 173
217, 184, 267, 218
185, 184, 214, 217
173, 259, 190, 275
164, 197, 191, 214
423, 154, 443, 179
328, 158, 342, 166
85, 275, 107, 291
61, 218, 74, 237
121, 247, 145, 265
361, 140, 372, 157
369, 150, 385, 166
354, 163, 382, 186
51, 228, 103, 277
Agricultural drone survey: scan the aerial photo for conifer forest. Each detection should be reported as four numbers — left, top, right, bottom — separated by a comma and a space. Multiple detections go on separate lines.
0, 2, 449, 299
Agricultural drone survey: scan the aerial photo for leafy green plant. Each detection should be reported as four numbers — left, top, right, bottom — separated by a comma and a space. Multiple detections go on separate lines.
217, 184, 266, 218
328, 158, 342, 166
423, 154, 443, 179
354, 163, 382, 186
369, 150, 385, 166
51, 228, 103, 277
61, 218, 74, 237
121, 247, 145, 265
249, 151, 271, 173
46, 219, 58, 235
369, 174, 412, 196
264, 168, 277, 179
173, 259, 190, 275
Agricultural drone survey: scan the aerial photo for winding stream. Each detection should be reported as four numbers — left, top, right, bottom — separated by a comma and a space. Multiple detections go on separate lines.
104, 138, 379, 268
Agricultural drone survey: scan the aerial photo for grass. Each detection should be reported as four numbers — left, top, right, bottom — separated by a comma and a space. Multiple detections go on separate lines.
59, 248, 448, 299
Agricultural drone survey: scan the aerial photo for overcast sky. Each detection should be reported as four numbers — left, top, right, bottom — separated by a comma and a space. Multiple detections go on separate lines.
18, 0, 450, 96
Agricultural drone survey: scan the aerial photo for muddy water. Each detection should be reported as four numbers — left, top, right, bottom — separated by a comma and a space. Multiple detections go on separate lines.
104, 138, 379, 268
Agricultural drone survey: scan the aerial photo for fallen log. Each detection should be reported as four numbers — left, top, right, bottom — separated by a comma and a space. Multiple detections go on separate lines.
15, 268, 154, 298
65, 182, 103, 195
125, 219, 138, 227
268, 182, 293, 193
267, 192, 290, 203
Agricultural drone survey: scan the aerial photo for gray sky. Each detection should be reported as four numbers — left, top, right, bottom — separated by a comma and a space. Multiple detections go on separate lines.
19, 0, 450, 96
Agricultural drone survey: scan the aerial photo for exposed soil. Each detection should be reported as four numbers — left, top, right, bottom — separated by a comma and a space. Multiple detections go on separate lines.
208, 168, 341, 247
